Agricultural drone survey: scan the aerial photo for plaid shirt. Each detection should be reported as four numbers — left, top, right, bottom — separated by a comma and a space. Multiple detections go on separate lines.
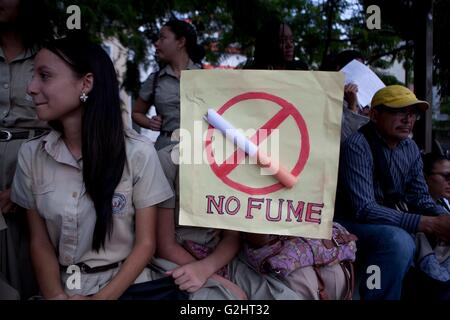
336, 129, 447, 233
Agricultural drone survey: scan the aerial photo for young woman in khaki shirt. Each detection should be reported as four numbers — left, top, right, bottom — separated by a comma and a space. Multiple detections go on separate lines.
132, 19, 204, 151
11, 32, 173, 299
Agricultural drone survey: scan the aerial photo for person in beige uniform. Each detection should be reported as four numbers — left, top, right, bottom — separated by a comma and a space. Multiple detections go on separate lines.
0, 0, 52, 299
155, 145, 302, 300
132, 19, 204, 151
10, 32, 173, 299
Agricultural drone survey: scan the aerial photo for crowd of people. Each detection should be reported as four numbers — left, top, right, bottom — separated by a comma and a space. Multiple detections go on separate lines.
1, 0, 449, 300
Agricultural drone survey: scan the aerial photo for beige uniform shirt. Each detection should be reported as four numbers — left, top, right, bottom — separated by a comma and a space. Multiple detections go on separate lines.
138, 61, 200, 150
10, 129, 173, 295
1, 46, 48, 229
157, 144, 221, 248
0, 47, 47, 129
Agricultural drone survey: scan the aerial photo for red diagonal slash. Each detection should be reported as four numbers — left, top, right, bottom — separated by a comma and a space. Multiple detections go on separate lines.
205, 91, 310, 195
215, 108, 291, 177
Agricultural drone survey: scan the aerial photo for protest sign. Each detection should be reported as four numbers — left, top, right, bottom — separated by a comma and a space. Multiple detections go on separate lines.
179, 70, 344, 239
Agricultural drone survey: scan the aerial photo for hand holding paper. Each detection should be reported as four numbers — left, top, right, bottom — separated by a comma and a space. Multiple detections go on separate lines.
340, 59, 385, 108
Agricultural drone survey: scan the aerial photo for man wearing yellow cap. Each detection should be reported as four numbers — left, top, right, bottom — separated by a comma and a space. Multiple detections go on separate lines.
336, 85, 450, 300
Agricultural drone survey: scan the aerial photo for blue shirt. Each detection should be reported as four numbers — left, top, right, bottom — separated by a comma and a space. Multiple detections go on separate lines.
336, 128, 447, 233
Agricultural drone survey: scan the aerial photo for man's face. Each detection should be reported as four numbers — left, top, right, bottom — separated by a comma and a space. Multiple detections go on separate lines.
371, 105, 420, 144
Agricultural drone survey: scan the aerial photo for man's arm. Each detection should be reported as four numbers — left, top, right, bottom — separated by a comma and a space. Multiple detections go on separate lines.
418, 215, 450, 243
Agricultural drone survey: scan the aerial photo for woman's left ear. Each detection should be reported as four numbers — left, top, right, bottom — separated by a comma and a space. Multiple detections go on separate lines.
178, 37, 186, 50
82, 73, 94, 94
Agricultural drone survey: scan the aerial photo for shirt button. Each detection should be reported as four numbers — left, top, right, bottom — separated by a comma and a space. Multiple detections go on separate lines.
3, 83, 9, 89
72, 192, 78, 198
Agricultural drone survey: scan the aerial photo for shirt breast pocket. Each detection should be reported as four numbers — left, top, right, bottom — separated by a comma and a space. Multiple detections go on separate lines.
31, 183, 56, 219
154, 89, 179, 108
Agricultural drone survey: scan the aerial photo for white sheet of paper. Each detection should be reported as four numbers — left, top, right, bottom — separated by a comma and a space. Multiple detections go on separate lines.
340, 59, 385, 108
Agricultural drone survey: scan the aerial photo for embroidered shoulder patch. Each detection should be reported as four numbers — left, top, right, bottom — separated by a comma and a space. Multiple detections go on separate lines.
112, 193, 127, 214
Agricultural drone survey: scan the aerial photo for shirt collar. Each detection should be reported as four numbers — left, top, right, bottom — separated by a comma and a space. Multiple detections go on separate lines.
42, 130, 82, 169
158, 59, 198, 77
0, 45, 38, 63
438, 198, 450, 213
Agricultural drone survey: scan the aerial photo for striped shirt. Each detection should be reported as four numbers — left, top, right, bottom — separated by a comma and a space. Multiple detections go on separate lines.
336, 129, 447, 233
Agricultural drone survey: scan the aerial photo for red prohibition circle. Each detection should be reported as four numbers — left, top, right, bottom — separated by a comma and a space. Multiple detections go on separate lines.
204, 92, 310, 195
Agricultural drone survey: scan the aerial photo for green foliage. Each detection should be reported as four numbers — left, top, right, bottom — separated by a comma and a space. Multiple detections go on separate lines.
47, 0, 448, 98
362, 0, 450, 96
441, 99, 450, 115
376, 72, 403, 86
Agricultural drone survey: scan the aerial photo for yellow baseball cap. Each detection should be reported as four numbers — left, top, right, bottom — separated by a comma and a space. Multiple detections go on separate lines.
371, 85, 429, 111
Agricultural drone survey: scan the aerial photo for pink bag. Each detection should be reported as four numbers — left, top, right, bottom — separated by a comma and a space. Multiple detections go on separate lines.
244, 222, 358, 299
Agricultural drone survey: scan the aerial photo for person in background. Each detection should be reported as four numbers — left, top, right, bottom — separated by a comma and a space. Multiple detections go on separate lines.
321, 50, 369, 141
336, 85, 450, 300
10, 32, 173, 299
155, 145, 291, 300
419, 152, 450, 300
422, 152, 450, 211
241, 18, 353, 300
151, 19, 302, 300
132, 19, 204, 151
250, 18, 308, 70
0, 0, 52, 300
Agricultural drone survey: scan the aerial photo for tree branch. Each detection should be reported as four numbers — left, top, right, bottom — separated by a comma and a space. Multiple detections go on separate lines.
367, 42, 414, 64
321, 0, 339, 66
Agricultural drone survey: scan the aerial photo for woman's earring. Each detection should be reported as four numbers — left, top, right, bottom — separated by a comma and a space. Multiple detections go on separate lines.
80, 92, 88, 103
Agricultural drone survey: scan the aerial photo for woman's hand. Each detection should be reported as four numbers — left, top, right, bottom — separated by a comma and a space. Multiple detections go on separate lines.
0, 188, 16, 214
148, 115, 163, 131
132, 97, 162, 131
344, 83, 359, 112
167, 260, 213, 293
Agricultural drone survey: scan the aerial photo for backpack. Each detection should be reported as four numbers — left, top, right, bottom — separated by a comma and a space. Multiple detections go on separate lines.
244, 222, 357, 300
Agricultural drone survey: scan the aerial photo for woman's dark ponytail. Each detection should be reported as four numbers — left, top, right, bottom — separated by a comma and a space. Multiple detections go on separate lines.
44, 31, 126, 252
